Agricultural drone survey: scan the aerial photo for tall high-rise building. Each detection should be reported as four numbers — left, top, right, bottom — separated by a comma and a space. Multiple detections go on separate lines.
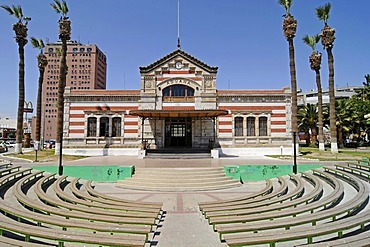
41, 41, 107, 141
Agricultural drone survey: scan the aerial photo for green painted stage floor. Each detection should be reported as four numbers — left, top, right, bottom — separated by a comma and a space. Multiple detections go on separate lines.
33, 164, 323, 182
224, 164, 323, 181
32, 165, 134, 182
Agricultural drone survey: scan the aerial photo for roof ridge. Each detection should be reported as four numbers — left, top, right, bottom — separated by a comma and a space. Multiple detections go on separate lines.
139, 49, 217, 73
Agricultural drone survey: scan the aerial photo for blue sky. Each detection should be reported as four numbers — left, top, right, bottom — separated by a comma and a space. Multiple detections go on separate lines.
0, 0, 369, 117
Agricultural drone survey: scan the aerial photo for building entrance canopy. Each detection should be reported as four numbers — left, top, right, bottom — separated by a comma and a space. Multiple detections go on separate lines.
129, 109, 229, 119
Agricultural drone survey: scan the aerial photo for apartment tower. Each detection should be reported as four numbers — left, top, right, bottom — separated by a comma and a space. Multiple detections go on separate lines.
41, 41, 107, 141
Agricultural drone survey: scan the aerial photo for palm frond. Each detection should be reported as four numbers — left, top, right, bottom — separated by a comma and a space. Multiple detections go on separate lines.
1, 5, 14, 15
316, 3, 331, 25
50, 0, 62, 14
302, 35, 315, 50
50, 0, 68, 17
61, 0, 68, 15
2, 5, 30, 24
30, 37, 39, 48
30, 37, 45, 50
278, 0, 293, 14
38, 39, 45, 49
302, 34, 321, 51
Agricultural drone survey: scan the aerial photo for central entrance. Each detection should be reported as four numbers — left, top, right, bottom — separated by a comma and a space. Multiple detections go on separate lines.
165, 117, 192, 148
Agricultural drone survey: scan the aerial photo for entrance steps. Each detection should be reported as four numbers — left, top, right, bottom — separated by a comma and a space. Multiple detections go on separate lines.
144, 148, 211, 159
117, 167, 242, 191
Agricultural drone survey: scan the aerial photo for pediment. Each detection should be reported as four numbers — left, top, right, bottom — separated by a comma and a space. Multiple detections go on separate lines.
139, 49, 218, 74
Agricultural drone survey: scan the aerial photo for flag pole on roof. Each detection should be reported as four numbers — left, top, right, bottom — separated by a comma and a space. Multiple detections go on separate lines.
177, 0, 181, 49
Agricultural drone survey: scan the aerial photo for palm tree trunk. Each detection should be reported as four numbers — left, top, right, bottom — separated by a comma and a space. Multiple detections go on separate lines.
288, 39, 298, 145
316, 69, 325, 151
338, 125, 344, 147
327, 48, 338, 153
15, 45, 25, 154
35, 66, 44, 150
55, 39, 67, 155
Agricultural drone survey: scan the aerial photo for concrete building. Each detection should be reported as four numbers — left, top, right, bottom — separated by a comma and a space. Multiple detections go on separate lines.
298, 86, 362, 105
62, 49, 292, 157
0, 116, 16, 139
41, 41, 107, 141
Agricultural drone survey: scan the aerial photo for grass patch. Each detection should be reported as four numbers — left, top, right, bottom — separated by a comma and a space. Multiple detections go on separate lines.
4, 149, 86, 162
268, 147, 370, 161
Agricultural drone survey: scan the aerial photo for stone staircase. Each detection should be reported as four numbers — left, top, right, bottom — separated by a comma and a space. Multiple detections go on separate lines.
117, 167, 242, 191
145, 148, 211, 159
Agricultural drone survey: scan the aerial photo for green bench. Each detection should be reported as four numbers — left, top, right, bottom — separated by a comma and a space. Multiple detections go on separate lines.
2, 171, 147, 247
223, 168, 369, 247
7, 172, 152, 237
85, 180, 163, 209
217, 169, 366, 240
205, 174, 304, 219
50, 176, 160, 219
30, 174, 157, 227
69, 177, 162, 213
201, 177, 285, 215
209, 171, 332, 230
198, 179, 273, 210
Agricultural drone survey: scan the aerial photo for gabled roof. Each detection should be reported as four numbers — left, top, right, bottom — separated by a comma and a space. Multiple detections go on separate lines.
139, 49, 218, 73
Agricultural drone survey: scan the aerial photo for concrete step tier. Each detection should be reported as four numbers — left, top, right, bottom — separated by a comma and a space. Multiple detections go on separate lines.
117, 167, 242, 192
145, 148, 212, 159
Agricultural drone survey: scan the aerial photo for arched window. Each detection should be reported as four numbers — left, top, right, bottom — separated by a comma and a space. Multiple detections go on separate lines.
162, 84, 194, 101
247, 117, 255, 136
259, 117, 268, 136
112, 117, 121, 137
100, 117, 109, 137
87, 117, 97, 137
234, 117, 243, 136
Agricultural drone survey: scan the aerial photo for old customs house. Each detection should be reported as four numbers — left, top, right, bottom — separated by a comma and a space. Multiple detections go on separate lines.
63, 49, 292, 157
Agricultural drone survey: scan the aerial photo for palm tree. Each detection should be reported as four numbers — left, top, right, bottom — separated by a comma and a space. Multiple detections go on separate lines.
278, 0, 298, 149
50, 0, 71, 154
30, 37, 48, 151
316, 3, 338, 153
298, 103, 318, 146
1, 5, 31, 154
335, 99, 354, 147
302, 34, 325, 151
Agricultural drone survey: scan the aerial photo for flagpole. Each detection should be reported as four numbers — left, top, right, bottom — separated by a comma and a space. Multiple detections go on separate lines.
177, 0, 181, 49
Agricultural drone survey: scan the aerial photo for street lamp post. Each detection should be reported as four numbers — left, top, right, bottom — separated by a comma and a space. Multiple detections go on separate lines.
58, 132, 63, 176
293, 131, 297, 174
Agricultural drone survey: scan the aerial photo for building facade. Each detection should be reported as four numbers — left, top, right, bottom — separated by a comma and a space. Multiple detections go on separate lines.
298, 86, 362, 105
63, 49, 292, 156
41, 41, 107, 141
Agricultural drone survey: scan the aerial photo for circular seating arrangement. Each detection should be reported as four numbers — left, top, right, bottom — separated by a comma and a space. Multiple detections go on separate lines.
1, 159, 370, 246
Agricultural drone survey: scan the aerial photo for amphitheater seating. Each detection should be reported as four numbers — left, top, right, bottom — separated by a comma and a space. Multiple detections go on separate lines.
71, 178, 162, 211
1, 160, 370, 246
197, 166, 370, 246
223, 168, 369, 246
200, 177, 288, 216
198, 179, 273, 210
0, 168, 163, 246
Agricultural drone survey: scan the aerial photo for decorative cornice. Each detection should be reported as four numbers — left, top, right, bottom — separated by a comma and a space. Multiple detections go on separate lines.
139, 49, 218, 73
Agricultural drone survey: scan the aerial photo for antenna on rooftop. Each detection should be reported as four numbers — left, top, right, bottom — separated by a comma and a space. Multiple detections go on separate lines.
228, 80, 231, 89
177, 0, 181, 49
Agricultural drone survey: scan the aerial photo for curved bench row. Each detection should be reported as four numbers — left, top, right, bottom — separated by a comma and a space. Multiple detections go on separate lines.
209, 167, 369, 246
0, 168, 163, 246
196, 165, 370, 246
223, 167, 370, 246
